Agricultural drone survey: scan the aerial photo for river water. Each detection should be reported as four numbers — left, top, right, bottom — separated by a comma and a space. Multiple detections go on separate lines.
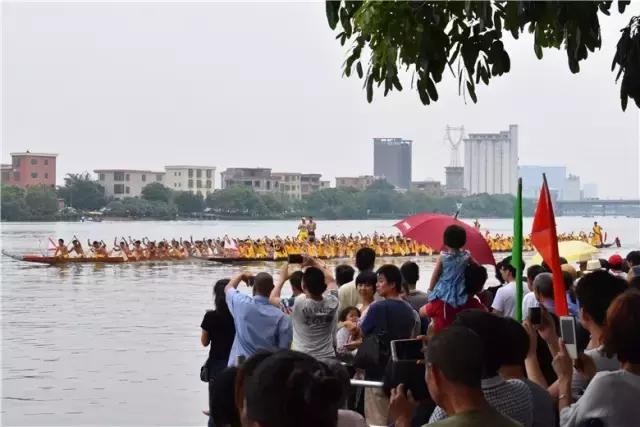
1, 217, 638, 425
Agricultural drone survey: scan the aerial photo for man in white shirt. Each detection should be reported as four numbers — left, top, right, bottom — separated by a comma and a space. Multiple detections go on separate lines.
338, 247, 375, 309
492, 256, 527, 319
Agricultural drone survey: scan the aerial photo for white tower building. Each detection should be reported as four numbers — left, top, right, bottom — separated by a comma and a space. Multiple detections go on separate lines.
463, 124, 519, 195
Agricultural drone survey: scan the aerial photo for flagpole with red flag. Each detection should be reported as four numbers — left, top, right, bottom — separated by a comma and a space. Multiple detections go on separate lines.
530, 174, 569, 317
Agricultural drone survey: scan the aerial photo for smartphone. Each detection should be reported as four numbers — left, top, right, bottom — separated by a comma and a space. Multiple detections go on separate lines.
246, 275, 255, 287
560, 316, 579, 359
288, 254, 304, 264
390, 339, 424, 362
528, 307, 542, 325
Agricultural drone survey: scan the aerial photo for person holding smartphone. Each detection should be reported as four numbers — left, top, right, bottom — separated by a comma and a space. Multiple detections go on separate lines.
553, 290, 640, 427
269, 257, 340, 361
389, 326, 520, 427
529, 270, 628, 400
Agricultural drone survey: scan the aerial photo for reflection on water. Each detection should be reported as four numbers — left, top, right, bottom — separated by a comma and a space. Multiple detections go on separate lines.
2, 218, 638, 425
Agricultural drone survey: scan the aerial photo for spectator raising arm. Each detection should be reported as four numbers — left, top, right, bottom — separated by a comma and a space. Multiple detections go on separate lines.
523, 320, 549, 389
305, 256, 338, 292
225, 272, 252, 293
269, 262, 290, 307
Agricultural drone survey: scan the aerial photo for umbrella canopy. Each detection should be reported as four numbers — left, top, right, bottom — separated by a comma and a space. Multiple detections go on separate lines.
394, 213, 496, 265
530, 240, 598, 265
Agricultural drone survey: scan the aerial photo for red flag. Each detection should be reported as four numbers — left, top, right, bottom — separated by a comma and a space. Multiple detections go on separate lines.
530, 174, 569, 316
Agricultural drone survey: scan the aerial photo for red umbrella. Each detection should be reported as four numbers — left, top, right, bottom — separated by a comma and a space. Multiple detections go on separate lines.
394, 213, 496, 265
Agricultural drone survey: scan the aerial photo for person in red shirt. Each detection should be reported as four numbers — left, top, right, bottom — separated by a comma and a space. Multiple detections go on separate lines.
421, 263, 488, 334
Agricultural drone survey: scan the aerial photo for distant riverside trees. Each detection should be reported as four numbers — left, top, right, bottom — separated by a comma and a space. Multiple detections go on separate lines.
140, 182, 173, 203
57, 173, 107, 211
1, 177, 535, 221
1, 185, 58, 220
204, 183, 535, 219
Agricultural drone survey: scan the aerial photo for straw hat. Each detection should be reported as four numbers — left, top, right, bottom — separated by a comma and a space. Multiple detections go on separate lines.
586, 259, 602, 271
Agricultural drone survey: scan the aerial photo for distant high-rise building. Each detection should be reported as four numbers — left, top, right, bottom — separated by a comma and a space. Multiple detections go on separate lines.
562, 174, 582, 201
582, 183, 598, 200
463, 125, 518, 195
373, 138, 412, 189
519, 165, 567, 199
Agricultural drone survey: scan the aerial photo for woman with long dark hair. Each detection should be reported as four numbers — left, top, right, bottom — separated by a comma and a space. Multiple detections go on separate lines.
201, 279, 236, 427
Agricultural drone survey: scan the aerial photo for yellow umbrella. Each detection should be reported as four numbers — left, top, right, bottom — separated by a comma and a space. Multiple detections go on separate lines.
530, 240, 598, 265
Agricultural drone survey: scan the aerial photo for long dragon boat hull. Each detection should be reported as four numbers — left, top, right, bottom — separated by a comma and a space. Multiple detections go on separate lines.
207, 254, 438, 264
2, 251, 195, 265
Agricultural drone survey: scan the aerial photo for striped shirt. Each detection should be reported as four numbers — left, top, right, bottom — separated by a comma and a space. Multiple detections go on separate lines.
429, 376, 533, 427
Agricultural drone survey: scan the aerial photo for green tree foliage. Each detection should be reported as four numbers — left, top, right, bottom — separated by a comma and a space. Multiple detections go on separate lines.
104, 198, 177, 219
141, 182, 173, 203
304, 188, 364, 219
24, 185, 59, 218
203, 185, 531, 219
261, 192, 290, 215
326, 0, 636, 108
1, 185, 29, 220
612, 16, 640, 110
206, 186, 269, 216
57, 173, 106, 210
366, 179, 395, 190
173, 191, 205, 214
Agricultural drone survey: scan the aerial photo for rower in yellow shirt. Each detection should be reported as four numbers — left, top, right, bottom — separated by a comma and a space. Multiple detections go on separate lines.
591, 221, 604, 246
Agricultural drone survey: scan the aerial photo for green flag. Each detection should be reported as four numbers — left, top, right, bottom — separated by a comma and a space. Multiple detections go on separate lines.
512, 178, 524, 321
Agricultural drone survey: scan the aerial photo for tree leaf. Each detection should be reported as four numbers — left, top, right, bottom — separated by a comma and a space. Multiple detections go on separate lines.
618, 0, 629, 13
356, 62, 363, 78
326, 1, 341, 30
392, 75, 403, 91
534, 42, 543, 59
366, 76, 374, 103
417, 79, 431, 105
425, 76, 438, 100
340, 7, 352, 36
466, 81, 478, 103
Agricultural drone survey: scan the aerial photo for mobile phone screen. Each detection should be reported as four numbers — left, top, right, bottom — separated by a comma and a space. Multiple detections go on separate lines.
560, 317, 576, 345
288, 254, 303, 264
391, 339, 424, 362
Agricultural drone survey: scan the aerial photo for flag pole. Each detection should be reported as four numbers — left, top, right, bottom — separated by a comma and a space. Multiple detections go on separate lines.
513, 178, 524, 321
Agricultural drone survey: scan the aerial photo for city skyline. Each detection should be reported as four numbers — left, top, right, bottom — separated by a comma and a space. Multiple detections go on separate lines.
3, 2, 639, 198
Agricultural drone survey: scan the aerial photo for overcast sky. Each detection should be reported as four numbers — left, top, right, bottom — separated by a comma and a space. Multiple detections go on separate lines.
3, 1, 639, 198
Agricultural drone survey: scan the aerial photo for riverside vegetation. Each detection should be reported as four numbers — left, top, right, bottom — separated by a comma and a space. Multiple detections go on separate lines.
1, 174, 535, 221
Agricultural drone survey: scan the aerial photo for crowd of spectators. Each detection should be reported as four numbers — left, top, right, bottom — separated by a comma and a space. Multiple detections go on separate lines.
200, 230, 640, 427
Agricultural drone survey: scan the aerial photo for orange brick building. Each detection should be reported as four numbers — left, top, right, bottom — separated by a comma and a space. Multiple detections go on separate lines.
1, 151, 58, 188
